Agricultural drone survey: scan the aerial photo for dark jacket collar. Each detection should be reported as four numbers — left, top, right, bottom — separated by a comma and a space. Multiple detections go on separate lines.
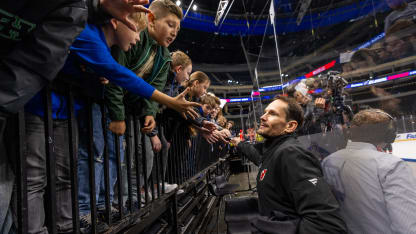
262, 133, 296, 159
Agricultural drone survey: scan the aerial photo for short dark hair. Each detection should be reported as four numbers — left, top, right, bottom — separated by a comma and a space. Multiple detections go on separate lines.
349, 109, 396, 144
274, 95, 304, 128
150, 0, 183, 20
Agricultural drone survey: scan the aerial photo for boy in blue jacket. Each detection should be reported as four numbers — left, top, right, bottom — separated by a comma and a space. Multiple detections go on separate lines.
24, 11, 199, 233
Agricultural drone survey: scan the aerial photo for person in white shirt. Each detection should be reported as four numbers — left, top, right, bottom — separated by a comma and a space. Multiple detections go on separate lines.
322, 109, 416, 234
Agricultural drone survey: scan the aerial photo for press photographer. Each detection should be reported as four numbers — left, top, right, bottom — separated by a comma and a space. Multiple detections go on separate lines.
287, 79, 326, 136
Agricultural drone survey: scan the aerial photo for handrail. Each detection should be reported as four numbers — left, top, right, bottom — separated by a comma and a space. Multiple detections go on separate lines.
4, 79, 231, 234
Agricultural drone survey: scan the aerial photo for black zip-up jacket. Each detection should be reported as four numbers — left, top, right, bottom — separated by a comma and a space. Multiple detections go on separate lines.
237, 134, 347, 234
0, 0, 107, 114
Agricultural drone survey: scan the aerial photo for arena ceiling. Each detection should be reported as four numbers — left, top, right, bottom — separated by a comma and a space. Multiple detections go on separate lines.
168, 0, 391, 87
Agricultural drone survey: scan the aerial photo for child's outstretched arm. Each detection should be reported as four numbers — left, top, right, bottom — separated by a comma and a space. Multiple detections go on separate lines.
150, 88, 200, 120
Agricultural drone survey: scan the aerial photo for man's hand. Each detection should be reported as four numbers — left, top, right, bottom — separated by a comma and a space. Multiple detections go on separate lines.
109, 120, 126, 135
314, 98, 326, 109
141, 115, 156, 133
208, 129, 231, 143
219, 129, 231, 138
202, 120, 217, 132
150, 135, 162, 153
212, 130, 228, 143
100, 0, 151, 32
171, 88, 201, 120
230, 137, 241, 146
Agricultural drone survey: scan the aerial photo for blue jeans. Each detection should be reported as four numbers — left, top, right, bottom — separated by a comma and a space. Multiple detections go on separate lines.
77, 104, 124, 215
115, 119, 154, 204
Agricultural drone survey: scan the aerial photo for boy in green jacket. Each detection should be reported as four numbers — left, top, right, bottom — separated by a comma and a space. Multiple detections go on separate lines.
105, 0, 182, 206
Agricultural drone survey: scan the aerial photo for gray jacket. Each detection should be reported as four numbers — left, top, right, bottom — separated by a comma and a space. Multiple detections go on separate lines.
0, 0, 89, 113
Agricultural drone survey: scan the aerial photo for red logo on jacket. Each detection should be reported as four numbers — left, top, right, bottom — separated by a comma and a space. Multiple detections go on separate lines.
259, 169, 267, 181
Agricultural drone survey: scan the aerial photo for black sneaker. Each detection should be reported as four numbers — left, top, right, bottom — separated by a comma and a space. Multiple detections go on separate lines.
79, 213, 110, 234
97, 206, 126, 223
124, 199, 141, 212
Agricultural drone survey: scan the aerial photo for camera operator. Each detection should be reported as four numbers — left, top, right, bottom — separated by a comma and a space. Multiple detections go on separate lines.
231, 96, 346, 234
322, 109, 416, 233
287, 80, 326, 136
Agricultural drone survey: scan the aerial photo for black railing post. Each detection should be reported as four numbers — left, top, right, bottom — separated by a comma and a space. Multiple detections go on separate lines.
133, 115, 141, 207
159, 125, 166, 194
186, 138, 191, 180
43, 86, 57, 234
171, 193, 179, 234
193, 137, 198, 176
179, 134, 185, 185
125, 115, 133, 212
167, 135, 174, 185
67, 86, 80, 233
141, 131, 149, 204
189, 137, 194, 179
100, 104, 111, 225
86, 100, 97, 234
16, 111, 28, 234
155, 151, 161, 198
114, 133, 124, 219
173, 132, 180, 184
149, 156, 155, 201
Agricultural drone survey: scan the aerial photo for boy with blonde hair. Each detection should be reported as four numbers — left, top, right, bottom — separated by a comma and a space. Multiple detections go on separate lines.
106, 0, 184, 136
158, 50, 193, 190
76, 13, 148, 231
23, 7, 197, 232
66, 9, 198, 231
105, 0, 186, 207
24, 12, 149, 234
169, 50, 193, 89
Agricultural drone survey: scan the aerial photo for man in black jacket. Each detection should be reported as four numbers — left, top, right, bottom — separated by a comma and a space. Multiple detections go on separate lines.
231, 96, 346, 233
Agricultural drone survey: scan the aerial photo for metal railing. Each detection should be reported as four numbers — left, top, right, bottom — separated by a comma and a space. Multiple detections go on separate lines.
2, 80, 230, 234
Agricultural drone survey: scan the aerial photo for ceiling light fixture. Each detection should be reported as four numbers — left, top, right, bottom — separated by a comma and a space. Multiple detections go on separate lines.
192, 4, 198, 11
176, 0, 181, 6
214, 0, 229, 26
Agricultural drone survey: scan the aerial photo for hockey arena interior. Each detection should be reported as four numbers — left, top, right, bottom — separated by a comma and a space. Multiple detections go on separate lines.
1, 0, 416, 233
